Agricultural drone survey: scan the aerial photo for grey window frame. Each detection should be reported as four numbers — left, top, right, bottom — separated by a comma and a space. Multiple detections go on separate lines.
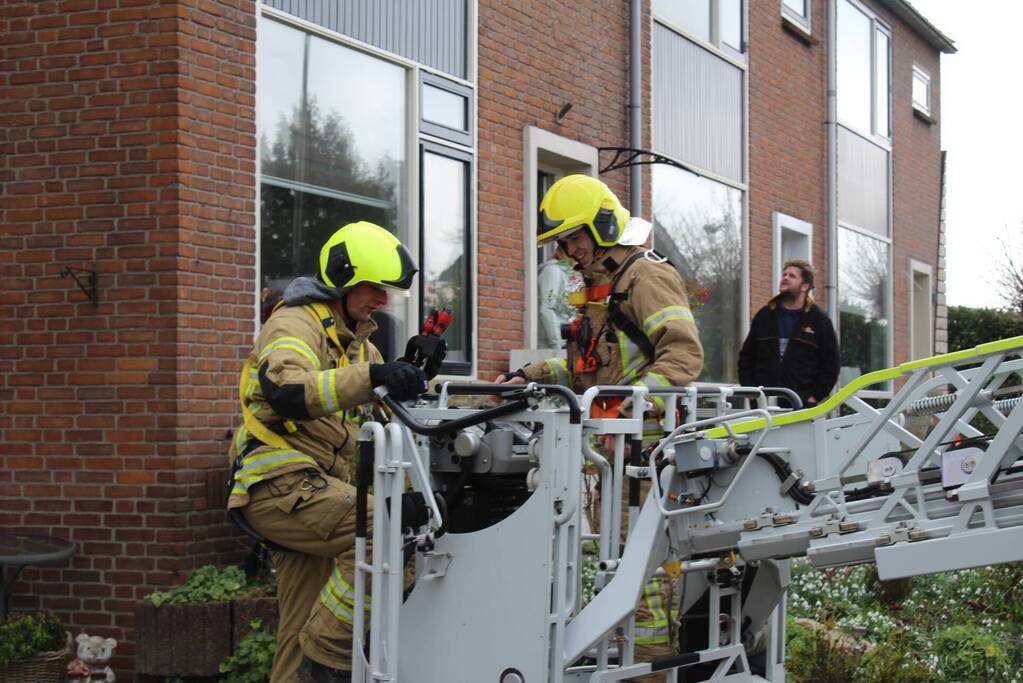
420, 71, 474, 148
419, 141, 474, 375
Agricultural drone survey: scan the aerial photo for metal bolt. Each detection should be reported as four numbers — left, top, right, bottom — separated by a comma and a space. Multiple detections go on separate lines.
881, 463, 897, 477
961, 457, 976, 474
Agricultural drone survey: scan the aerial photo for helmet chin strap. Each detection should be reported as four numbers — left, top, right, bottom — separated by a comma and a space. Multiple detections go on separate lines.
337, 295, 357, 330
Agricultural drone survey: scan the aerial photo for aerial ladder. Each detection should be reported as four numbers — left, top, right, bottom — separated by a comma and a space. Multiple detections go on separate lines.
350, 335, 1023, 682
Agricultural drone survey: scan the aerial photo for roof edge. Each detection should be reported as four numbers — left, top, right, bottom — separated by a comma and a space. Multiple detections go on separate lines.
878, 0, 957, 54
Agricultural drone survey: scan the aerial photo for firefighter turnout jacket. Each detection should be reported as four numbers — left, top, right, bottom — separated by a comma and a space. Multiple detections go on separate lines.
522, 244, 703, 416
227, 302, 384, 510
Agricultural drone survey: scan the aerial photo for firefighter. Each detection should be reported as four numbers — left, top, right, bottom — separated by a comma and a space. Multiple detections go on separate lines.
227, 221, 430, 683
497, 175, 704, 681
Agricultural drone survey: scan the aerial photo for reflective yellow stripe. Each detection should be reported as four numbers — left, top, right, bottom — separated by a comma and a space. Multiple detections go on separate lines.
643, 577, 666, 622
230, 448, 317, 496
643, 305, 694, 336
318, 589, 355, 625
245, 369, 259, 399
544, 358, 570, 385
317, 369, 341, 413
318, 564, 369, 625
259, 336, 320, 369
636, 372, 670, 415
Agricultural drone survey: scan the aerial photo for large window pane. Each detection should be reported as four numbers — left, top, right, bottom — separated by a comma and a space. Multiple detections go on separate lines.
422, 149, 470, 367
258, 18, 408, 359
423, 83, 467, 131
874, 29, 890, 138
654, 0, 710, 42
720, 0, 743, 52
838, 228, 890, 384
837, 0, 872, 133
652, 164, 743, 383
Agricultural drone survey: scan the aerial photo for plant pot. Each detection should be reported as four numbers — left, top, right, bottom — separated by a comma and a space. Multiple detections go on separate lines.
134, 597, 279, 677
135, 601, 232, 677
0, 631, 70, 683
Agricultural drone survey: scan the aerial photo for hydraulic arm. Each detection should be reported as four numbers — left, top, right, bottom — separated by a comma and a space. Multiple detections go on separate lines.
352, 336, 1023, 683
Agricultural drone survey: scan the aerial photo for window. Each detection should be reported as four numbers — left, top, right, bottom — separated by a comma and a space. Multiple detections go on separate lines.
653, 0, 745, 58
781, 0, 810, 34
421, 144, 471, 372
258, 18, 408, 358
517, 127, 596, 365
420, 72, 473, 147
837, 0, 891, 140
909, 260, 933, 361
838, 227, 890, 385
912, 65, 931, 116
258, 15, 476, 372
652, 164, 743, 384
773, 212, 813, 289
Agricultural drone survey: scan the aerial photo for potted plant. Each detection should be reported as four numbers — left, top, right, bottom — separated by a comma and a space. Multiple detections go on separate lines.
134, 564, 277, 678
0, 611, 70, 683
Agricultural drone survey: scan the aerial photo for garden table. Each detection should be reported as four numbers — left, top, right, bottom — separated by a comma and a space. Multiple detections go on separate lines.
0, 532, 76, 618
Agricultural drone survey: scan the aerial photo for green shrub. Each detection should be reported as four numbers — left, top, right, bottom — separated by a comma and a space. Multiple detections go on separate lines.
932, 624, 1013, 681
0, 612, 66, 667
948, 306, 1023, 352
785, 617, 860, 683
145, 564, 275, 607
856, 632, 932, 683
219, 618, 277, 683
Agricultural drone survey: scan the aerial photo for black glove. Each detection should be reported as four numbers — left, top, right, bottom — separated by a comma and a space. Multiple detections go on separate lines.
400, 335, 448, 380
386, 491, 430, 530
369, 361, 428, 401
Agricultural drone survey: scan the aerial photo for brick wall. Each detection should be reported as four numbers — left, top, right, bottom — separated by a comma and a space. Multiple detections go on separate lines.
889, 6, 942, 364
748, 0, 829, 311
749, 0, 944, 368
0, 0, 256, 677
476, 0, 644, 379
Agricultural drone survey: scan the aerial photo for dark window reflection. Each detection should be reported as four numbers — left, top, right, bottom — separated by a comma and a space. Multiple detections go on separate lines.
422, 149, 469, 368
652, 164, 743, 383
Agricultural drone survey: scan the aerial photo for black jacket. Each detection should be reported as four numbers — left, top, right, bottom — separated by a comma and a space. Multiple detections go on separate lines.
737, 296, 839, 406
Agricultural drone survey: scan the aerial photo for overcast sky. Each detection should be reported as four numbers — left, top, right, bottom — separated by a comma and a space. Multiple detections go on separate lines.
907, 0, 1023, 309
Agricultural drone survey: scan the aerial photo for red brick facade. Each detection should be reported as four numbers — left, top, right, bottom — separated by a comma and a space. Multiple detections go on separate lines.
0, 0, 946, 678
476, 0, 647, 379
0, 0, 256, 675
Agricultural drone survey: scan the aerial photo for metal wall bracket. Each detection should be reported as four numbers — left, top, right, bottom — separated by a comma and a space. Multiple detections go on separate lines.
60, 263, 97, 305
597, 147, 705, 177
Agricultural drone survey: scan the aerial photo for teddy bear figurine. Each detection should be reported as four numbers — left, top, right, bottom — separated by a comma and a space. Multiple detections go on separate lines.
67, 632, 117, 683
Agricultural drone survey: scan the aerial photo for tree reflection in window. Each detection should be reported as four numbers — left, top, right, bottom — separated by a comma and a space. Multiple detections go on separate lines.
652, 164, 743, 383
838, 227, 890, 383
257, 19, 406, 359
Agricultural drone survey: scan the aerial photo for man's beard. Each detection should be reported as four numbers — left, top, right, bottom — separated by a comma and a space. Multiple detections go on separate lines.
778, 288, 800, 304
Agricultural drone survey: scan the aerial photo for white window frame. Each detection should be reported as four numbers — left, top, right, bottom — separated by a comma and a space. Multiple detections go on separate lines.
912, 64, 932, 117
781, 0, 811, 36
837, 0, 892, 144
515, 127, 597, 368
773, 212, 813, 288
908, 259, 934, 361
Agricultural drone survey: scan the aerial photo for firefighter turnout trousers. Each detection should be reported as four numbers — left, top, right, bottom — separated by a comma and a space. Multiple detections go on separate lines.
240, 468, 370, 682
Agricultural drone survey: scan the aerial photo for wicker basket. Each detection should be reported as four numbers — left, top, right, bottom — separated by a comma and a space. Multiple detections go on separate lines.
0, 632, 71, 683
